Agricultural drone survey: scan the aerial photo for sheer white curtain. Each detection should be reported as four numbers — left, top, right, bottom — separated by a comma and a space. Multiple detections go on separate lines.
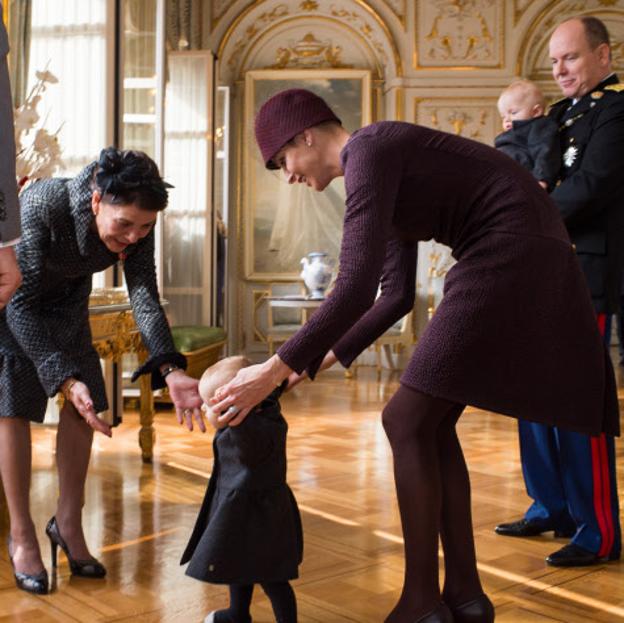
28, 0, 107, 176
163, 51, 214, 326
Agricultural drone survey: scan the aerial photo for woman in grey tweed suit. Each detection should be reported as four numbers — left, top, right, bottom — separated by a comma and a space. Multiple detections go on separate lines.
0, 148, 204, 594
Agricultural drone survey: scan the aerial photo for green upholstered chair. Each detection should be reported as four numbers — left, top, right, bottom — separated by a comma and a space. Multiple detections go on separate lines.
171, 325, 227, 380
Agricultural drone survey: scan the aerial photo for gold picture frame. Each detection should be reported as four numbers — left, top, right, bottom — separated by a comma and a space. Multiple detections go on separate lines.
243, 68, 372, 281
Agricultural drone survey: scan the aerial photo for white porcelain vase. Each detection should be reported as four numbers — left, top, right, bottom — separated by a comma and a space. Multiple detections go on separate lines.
300, 252, 333, 299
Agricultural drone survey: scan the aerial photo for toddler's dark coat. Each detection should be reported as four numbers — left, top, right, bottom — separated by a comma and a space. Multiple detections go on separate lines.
180, 387, 302, 584
494, 116, 560, 190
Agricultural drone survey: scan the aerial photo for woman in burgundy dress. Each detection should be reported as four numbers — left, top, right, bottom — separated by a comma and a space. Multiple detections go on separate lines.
211, 89, 618, 623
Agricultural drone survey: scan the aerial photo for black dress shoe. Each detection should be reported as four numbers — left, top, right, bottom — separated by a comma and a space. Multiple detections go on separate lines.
546, 543, 620, 567
495, 518, 574, 538
416, 603, 454, 623
7, 537, 49, 595
46, 517, 107, 578
449, 594, 495, 623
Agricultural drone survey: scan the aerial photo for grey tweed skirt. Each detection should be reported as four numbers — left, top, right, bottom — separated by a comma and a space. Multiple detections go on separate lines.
0, 314, 108, 422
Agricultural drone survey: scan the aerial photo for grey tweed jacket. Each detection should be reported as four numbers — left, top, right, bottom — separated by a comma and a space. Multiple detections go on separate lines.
4, 162, 185, 406
0, 10, 21, 244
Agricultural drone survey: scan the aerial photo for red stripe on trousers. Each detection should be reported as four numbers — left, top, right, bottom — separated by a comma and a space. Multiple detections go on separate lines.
591, 313, 615, 558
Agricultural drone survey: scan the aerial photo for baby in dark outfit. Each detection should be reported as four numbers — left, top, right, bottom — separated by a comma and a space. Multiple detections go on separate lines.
180, 356, 302, 623
495, 79, 561, 191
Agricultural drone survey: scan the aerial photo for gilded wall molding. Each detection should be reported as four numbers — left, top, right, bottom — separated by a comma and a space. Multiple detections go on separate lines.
513, 0, 536, 25
217, 0, 402, 82
414, 0, 504, 70
211, 0, 239, 32
382, 0, 406, 27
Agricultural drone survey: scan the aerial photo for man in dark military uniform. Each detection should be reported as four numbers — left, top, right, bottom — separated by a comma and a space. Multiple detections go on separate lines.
496, 15, 623, 566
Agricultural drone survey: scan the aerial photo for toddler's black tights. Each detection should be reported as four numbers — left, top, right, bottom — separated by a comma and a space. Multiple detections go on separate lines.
212, 581, 297, 623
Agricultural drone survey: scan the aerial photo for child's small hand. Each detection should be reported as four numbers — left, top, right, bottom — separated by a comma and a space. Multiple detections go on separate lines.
203, 404, 228, 430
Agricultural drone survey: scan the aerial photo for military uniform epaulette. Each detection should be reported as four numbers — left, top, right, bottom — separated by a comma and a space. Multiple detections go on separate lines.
604, 84, 624, 93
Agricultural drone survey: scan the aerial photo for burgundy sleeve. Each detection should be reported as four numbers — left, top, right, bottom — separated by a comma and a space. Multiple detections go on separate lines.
277, 134, 404, 378
332, 237, 417, 368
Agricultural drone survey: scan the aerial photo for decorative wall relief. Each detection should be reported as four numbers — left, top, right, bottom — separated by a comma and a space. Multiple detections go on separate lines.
415, 99, 498, 144
415, 0, 502, 68
226, 4, 290, 74
218, 0, 401, 82
329, 5, 391, 69
269, 32, 353, 68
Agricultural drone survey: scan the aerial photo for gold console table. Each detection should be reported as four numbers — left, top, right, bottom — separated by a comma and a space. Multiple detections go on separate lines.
89, 294, 156, 464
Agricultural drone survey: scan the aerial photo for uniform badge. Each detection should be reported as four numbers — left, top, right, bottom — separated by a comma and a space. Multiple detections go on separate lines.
563, 145, 579, 167
591, 91, 603, 99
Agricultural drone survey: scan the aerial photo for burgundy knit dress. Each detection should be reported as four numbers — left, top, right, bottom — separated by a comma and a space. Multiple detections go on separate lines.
278, 122, 619, 437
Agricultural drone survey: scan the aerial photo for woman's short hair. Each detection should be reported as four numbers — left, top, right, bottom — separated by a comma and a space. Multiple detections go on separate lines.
94, 147, 172, 212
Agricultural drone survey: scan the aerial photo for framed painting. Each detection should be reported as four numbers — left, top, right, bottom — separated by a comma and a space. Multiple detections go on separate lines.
243, 69, 372, 281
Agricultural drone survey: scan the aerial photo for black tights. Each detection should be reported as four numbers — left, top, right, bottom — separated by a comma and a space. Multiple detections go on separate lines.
381, 385, 483, 623
212, 582, 297, 623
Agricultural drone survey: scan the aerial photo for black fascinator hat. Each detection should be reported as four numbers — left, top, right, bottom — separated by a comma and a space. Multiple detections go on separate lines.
95, 147, 173, 211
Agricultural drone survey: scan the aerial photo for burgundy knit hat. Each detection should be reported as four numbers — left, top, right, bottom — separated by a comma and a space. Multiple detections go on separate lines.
255, 89, 341, 170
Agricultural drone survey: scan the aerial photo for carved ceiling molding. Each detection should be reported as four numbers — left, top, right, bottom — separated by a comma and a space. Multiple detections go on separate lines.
211, 0, 239, 32
518, 0, 624, 78
217, 0, 402, 82
414, 0, 504, 70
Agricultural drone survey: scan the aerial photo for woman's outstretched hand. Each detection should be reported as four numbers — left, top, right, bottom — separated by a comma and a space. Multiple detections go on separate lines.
63, 378, 112, 437
166, 370, 205, 432
210, 355, 293, 427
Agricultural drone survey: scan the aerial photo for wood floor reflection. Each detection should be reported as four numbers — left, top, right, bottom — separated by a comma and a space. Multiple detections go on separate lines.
0, 364, 622, 622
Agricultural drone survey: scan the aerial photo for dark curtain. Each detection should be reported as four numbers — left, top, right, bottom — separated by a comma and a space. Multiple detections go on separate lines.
166, 0, 202, 51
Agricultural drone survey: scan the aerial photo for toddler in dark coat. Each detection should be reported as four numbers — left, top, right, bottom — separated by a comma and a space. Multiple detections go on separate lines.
180, 356, 302, 623
495, 79, 561, 190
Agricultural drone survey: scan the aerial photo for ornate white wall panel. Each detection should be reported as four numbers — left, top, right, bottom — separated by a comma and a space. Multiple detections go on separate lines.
414, 0, 503, 68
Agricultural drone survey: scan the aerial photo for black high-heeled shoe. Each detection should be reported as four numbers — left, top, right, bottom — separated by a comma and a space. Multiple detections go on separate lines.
45, 517, 106, 578
416, 603, 454, 623
7, 536, 49, 594
449, 593, 495, 623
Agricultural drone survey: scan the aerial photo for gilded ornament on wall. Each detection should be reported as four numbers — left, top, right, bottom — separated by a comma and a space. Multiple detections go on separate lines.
227, 4, 290, 71
268, 32, 353, 69
422, 104, 492, 141
330, 5, 390, 67
417, 0, 501, 67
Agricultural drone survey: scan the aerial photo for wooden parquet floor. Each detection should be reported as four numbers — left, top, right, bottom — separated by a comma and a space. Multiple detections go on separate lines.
0, 365, 623, 622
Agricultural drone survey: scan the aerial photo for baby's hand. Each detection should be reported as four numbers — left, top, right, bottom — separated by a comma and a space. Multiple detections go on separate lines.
202, 404, 227, 430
